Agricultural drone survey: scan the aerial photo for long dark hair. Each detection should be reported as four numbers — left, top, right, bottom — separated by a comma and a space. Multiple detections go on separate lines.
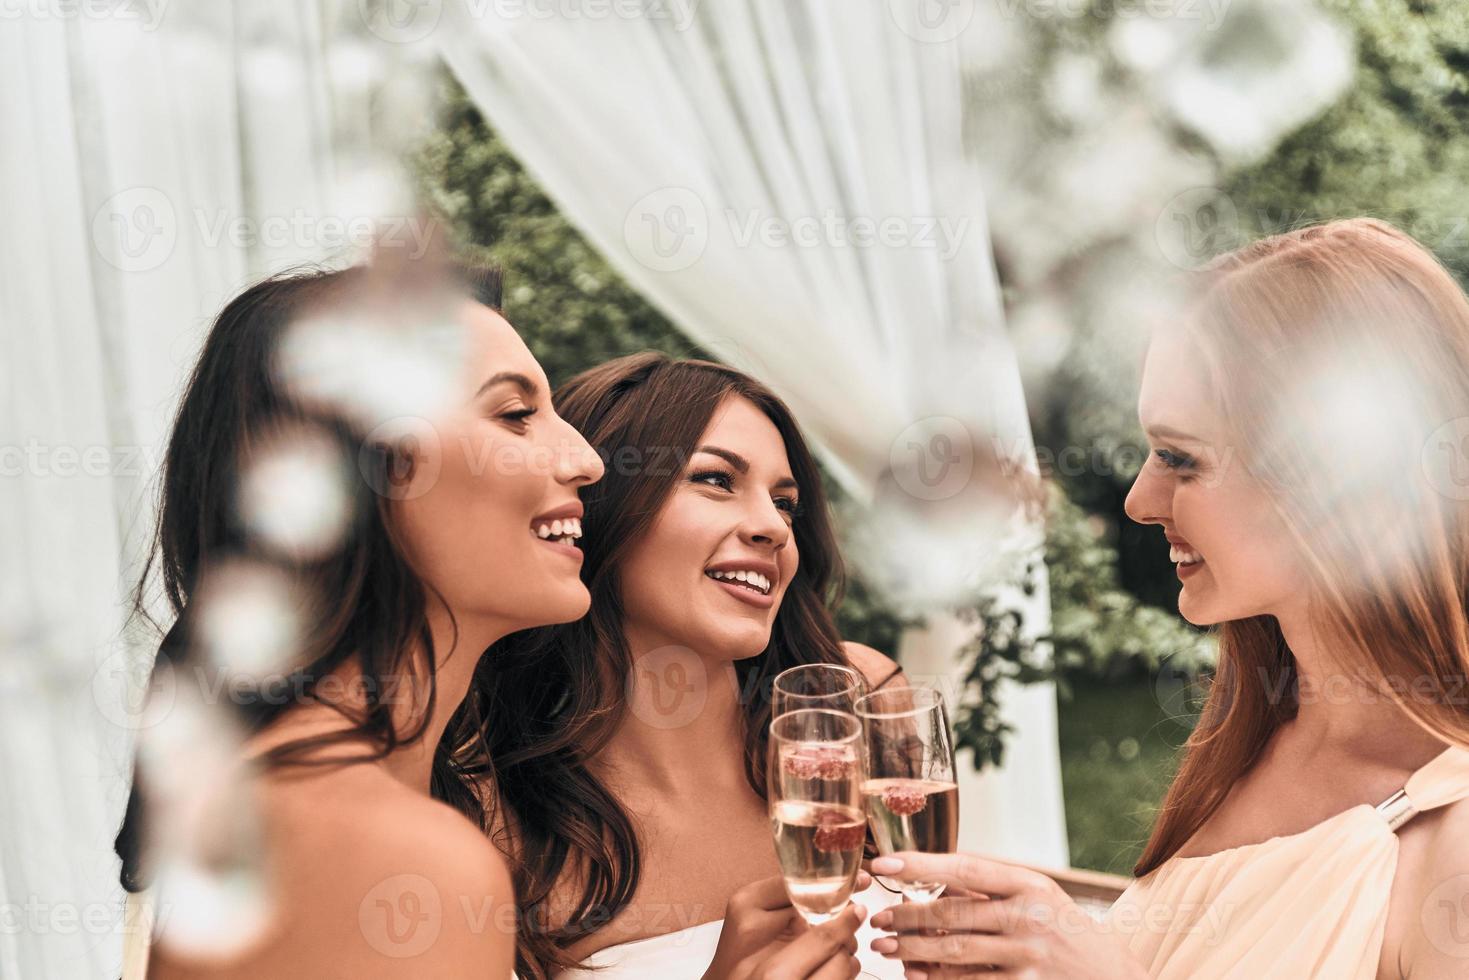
446, 353, 850, 978
116, 260, 503, 892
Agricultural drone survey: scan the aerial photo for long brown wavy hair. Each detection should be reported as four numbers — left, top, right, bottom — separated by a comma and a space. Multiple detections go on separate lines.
116, 260, 504, 891
444, 353, 850, 978
1134, 218, 1469, 877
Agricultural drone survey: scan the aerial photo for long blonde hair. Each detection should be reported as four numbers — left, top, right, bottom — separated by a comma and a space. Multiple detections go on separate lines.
1136, 218, 1469, 877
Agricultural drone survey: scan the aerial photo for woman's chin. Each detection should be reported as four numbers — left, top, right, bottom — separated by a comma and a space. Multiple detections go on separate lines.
699, 624, 773, 662
1176, 590, 1222, 628
514, 585, 592, 630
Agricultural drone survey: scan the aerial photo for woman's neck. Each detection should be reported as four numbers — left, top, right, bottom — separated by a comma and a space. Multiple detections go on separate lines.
1272, 603, 1448, 768
590, 627, 753, 797
247, 600, 507, 796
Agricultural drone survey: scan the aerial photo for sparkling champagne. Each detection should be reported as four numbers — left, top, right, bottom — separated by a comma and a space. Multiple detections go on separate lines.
771, 799, 866, 922
862, 777, 959, 902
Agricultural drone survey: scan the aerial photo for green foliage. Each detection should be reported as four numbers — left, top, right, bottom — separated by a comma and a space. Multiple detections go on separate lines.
415, 86, 698, 384
1058, 676, 1194, 875
1044, 486, 1213, 681
1224, 0, 1469, 277
951, 578, 1057, 770
952, 485, 1214, 770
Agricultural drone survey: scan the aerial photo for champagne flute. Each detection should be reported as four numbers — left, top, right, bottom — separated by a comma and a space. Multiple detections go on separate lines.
856, 686, 959, 903
768, 709, 868, 923
771, 663, 867, 717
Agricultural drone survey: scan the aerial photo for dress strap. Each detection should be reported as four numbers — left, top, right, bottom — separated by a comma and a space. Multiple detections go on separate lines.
1374, 789, 1416, 830
1374, 745, 1469, 832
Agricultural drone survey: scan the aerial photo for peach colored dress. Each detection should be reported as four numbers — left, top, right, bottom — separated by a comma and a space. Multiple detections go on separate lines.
1109, 745, 1469, 979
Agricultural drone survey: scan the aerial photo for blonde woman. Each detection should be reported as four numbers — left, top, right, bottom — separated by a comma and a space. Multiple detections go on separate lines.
860, 219, 1469, 979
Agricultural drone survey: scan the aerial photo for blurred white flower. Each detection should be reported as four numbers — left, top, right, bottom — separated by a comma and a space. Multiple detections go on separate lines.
193, 561, 301, 683
1115, 0, 1354, 163
238, 426, 354, 560
274, 306, 468, 436
137, 676, 270, 959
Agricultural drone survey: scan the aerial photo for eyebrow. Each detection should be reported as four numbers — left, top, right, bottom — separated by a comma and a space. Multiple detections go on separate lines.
1145, 424, 1204, 443
694, 445, 800, 492
476, 372, 540, 398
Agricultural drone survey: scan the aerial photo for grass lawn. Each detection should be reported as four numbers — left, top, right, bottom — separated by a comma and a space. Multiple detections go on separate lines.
1056, 674, 1196, 876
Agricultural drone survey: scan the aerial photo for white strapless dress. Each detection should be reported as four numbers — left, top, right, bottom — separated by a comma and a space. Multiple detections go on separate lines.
554, 881, 907, 979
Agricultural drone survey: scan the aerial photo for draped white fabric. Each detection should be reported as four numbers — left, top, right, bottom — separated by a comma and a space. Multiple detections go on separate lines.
438, 2, 1069, 866
0, 4, 425, 976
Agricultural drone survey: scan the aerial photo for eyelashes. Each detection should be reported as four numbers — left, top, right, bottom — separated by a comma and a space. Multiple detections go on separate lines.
690, 469, 734, 491
497, 407, 538, 427
690, 469, 802, 516
1154, 448, 1196, 472
776, 495, 803, 517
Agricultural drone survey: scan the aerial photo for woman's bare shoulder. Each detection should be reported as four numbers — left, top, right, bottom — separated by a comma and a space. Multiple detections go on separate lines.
1395, 795, 1469, 977
151, 768, 516, 979
841, 640, 906, 690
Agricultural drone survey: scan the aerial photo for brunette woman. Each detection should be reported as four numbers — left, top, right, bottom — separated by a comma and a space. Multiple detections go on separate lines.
117, 259, 604, 978
453, 354, 904, 979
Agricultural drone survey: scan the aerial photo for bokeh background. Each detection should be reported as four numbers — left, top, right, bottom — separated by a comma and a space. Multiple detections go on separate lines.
6, 2, 1469, 978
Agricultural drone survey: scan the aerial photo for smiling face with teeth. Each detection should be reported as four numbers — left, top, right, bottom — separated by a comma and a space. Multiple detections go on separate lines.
617, 395, 803, 661
392, 301, 605, 633
1125, 325, 1305, 627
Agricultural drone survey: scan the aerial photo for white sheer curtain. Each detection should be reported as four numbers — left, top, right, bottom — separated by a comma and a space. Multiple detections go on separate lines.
438, 2, 1070, 866
0, 4, 428, 976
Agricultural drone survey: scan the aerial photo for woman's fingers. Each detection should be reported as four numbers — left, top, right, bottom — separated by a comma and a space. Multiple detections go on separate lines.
872, 896, 1022, 934
919, 966, 1016, 979
874, 930, 1027, 967
765, 904, 867, 978
806, 953, 862, 980
868, 853, 1038, 899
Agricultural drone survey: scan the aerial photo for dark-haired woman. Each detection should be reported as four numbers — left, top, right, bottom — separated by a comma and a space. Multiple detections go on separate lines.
118, 262, 604, 978
453, 354, 906, 979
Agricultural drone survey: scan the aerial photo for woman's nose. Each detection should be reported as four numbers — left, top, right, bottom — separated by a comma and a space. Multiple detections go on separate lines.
741, 496, 791, 548
1124, 465, 1168, 527
553, 420, 604, 486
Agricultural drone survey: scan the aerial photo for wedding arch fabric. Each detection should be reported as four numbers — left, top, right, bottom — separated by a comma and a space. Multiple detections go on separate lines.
1, 3, 411, 976
438, 1, 1068, 868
